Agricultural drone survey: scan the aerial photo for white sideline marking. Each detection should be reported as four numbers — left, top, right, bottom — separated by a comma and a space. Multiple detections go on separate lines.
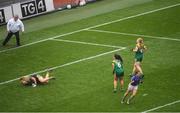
0, 3, 180, 53
0, 30, 83, 53
51, 39, 125, 49
84, 3, 180, 30
87, 29, 180, 42
142, 100, 180, 113
0, 48, 126, 85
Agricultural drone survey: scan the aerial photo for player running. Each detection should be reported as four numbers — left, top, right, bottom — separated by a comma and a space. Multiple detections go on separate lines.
131, 38, 147, 82
112, 54, 124, 93
20, 69, 55, 87
121, 71, 141, 104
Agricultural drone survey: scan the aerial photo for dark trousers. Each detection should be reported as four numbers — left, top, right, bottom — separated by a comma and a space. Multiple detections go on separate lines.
2, 31, 20, 46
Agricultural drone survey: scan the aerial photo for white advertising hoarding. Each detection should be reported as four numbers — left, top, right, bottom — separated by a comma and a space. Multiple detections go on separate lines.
0, 0, 97, 25
0, 6, 13, 25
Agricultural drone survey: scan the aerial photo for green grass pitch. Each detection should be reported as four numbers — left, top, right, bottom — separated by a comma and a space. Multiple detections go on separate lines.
0, 0, 180, 112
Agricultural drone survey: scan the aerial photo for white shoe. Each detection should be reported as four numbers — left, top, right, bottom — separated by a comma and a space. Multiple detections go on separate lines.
121, 100, 124, 104
127, 100, 130, 104
32, 83, 37, 87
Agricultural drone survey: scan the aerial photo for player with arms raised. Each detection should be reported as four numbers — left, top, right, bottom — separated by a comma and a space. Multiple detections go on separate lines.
131, 38, 147, 82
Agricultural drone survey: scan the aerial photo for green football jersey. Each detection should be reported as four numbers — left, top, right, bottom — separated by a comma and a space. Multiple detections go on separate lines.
112, 60, 124, 74
135, 48, 144, 62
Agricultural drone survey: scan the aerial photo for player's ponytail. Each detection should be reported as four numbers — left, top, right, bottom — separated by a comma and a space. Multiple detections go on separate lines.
118, 55, 123, 64
114, 54, 123, 63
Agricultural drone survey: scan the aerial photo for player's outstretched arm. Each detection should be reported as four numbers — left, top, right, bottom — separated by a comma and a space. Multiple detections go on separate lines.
132, 46, 138, 52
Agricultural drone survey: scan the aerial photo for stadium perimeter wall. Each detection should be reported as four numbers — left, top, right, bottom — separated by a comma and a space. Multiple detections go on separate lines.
0, 0, 97, 25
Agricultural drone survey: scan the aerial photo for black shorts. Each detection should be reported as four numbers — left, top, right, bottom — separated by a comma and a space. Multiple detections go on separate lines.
31, 75, 41, 84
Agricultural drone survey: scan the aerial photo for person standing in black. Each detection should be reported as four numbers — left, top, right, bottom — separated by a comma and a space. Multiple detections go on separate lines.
2, 15, 24, 46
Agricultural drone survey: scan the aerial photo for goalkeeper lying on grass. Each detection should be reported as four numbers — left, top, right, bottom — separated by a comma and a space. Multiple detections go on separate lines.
20, 69, 55, 87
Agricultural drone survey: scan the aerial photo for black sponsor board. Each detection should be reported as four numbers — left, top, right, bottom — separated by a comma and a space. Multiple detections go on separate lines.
21, 0, 46, 17
0, 9, 5, 24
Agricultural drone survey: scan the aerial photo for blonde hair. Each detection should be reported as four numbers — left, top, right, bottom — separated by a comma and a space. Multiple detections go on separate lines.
136, 38, 144, 44
136, 38, 145, 48
20, 76, 30, 85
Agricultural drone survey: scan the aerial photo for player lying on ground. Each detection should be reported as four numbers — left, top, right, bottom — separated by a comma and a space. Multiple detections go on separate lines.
121, 71, 141, 104
112, 54, 124, 93
131, 38, 147, 82
20, 70, 55, 87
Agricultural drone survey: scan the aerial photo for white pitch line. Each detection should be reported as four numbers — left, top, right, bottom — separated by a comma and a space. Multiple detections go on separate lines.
0, 48, 126, 85
84, 3, 180, 30
142, 100, 180, 113
0, 29, 83, 53
51, 39, 125, 49
0, 3, 180, 53
87, 29, 180, 42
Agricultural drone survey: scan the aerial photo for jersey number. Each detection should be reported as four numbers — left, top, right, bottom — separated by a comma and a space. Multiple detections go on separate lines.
117, 62, 121, 68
